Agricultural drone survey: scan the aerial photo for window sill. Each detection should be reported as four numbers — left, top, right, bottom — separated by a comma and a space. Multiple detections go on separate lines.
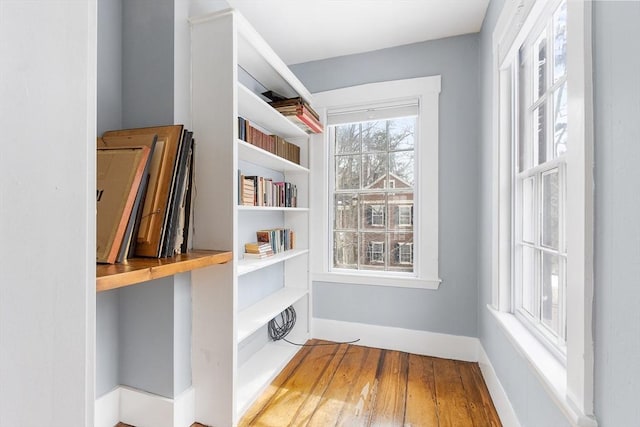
312, 272, 441, 289
486, 305, 597, 427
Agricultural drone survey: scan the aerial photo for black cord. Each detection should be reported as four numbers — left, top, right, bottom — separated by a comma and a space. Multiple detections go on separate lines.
268, 306, 361, 346
268, 306, 297, 341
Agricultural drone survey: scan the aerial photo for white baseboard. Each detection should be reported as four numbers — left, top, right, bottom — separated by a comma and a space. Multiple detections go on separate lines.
173, 386, 195, 427
478, 345, 522, 427
313, 318, 479, 361
95, 387, 120, 427
95, 386, 195, 427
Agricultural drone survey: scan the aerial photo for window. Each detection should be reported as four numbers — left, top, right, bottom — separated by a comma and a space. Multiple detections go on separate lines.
398, 242, 413, 265
492, 0, 594, 423
398, 205, 412, 227
514, 0, 567, 354
333, 117, 415, 273
368, 241, 384, 264
370, 204, 385, 227
310, 76, 441, 289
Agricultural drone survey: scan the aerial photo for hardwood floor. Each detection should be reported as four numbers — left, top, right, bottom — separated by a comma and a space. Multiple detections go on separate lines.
239, 340, 501, 427
118, 340, 501, 427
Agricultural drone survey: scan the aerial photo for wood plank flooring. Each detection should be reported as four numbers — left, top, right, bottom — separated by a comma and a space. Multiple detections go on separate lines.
239, 340, 501, 427
118, 340, 501, 427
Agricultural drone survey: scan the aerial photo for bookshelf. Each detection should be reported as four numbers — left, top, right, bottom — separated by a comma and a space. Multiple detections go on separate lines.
190, 9, 314, 426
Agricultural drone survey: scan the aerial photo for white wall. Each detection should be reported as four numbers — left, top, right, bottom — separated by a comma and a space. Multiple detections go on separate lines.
0, 1, 97, 425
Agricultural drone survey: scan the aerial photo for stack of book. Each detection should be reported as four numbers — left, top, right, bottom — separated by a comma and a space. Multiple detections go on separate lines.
269, 97, 323, 134
96, 125, 196, 264
244, 242, 274, 259
239, 173, 297, 208
237, 117, 300, 164
256, 228, 295, 254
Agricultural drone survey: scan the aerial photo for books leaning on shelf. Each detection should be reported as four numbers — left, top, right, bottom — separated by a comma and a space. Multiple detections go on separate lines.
256, 228, 295, 254
237, 117, 300, 164
269, 97, 323, 134
96, 146, 151, 264
244, 242, 274, 259
98, 125, 196, 261
239, 173, 297, 208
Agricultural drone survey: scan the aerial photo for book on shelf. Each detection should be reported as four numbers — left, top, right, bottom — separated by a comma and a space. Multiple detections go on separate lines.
178, 140, 195, 254
269, 98, 323, 134
161, 129, 194, 257
101, 125, 185, 258
244, 242, 274, 254
256, 228, 295, 254
243, 252, 274, 259
96, 146, 151, 264
239, 173, 297, 208
238, 117, 301, 165
100, 124, 196, 259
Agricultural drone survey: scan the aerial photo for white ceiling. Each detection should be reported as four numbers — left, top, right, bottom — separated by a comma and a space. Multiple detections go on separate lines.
226, 0, 490, 65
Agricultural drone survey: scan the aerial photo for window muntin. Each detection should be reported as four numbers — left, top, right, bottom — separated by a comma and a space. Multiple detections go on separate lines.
514, 0, 568, 353
332, 117, 415, 274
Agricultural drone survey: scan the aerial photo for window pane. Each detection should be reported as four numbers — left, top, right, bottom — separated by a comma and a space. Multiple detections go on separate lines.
361, 121, 387, 152
389, 151, 414, 187
542, 169, 559, 249
360, 233, 386, 270
534, 103, 547, 165
335, 155, 360, 190
534, 34, 547, 98
554, 82, 568, 157
334, 231, 358, 269
518, 47, 532, 172
363, 152, 388, 188
361, 197, 385, 229
553, 1, 567, 81
389, 232, 413, 272
522, 177, 535, 243
541, 252, 560, 335
522, 246, 536, 316
389, 117, 415, 151
334, 193, 358, 230
331, 116, 415, 274
335, 124, 361, 154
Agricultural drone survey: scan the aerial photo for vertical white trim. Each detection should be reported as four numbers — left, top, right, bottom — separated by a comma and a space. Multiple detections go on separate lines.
565, 0, 594, 418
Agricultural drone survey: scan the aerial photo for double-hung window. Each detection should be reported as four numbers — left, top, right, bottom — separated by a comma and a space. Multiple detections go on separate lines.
310, 76, 441, 289
515, 0, 568, 355
492, 0, 595, 424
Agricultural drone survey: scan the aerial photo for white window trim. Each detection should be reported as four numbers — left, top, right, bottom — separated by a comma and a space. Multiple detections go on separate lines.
310, 76, 441, 289
491, 1, 595, 426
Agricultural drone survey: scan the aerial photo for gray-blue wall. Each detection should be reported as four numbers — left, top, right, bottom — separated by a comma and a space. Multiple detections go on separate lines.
122, 0, 174, 128
478, 1, 640, 426
291, 34, 480, 337
592, 1, 640, 425
97, 0, 191, 399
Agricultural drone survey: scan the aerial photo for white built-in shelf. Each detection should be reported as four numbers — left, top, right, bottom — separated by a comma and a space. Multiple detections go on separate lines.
237, 139, 309, 173
237, 248, 309, 276
237, 341, 301, 416
237, 205, 309, 212
237, 287, 308, 342
238, 84, 307, 139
